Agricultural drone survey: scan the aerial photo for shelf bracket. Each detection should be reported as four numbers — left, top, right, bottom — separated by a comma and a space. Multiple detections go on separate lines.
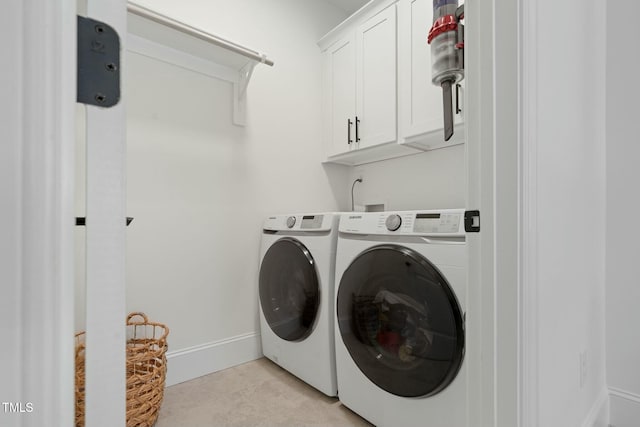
239, 61, 257, 97
233, 61, 258, 126
127, 2, 274, 127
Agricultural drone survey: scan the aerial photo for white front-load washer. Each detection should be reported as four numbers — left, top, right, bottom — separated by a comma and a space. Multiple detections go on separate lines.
258, 213, 339, 397
334, 210, 467, 426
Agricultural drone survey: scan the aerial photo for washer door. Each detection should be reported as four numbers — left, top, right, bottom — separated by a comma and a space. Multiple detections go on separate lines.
337, 244, 464, 398
259, 237, 320, 341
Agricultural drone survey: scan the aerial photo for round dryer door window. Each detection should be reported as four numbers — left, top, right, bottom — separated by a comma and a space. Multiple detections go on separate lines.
337, 244, 464, 398
259, 238, 320, 342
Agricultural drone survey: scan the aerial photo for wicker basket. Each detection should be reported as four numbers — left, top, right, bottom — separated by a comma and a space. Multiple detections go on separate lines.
74, 332, 86, 427
75, 312, 169, 427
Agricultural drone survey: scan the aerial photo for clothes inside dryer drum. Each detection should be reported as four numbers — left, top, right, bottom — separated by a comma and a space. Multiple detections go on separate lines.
259, 238, 320, 341
337, 244, 464, 398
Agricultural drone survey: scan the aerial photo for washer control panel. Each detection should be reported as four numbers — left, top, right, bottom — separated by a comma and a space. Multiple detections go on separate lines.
339, 210, 465, 236
413, 213, 461, 234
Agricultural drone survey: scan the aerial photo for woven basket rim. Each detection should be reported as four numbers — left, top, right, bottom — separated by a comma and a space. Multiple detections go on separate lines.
126, 312, 170, 342
75, 312, 168, 427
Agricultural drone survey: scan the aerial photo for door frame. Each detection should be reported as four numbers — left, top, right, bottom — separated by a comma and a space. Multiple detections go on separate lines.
1, 0, 547, 425
1, 1, 76, 425
466, 0, 526, 425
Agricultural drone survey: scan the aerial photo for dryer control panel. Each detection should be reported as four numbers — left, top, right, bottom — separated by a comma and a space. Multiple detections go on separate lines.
339, 210, 465, 237
263, 213, 338, 232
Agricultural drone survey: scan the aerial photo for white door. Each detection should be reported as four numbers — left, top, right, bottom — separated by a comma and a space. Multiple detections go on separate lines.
82, 1, 128, 426
327, 35, 357, 157
355, 5, 398, 149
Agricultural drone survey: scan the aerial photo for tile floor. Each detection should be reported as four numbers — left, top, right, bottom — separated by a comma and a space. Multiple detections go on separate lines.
155, 358, 373, 427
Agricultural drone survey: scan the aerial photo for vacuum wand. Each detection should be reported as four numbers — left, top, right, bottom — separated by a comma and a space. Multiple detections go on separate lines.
441, 79, 454, 141
428, 1, 465, 141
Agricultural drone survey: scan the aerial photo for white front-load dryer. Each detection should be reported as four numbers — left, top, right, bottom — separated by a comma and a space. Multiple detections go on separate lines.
258, 213, 339, 397
334, 210, 467, 426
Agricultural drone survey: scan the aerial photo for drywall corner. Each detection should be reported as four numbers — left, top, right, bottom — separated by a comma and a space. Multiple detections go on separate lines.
582, 388, 610, 427
609, 388, 640, 427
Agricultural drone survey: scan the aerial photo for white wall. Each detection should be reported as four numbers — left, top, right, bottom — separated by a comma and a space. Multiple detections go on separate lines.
76, 0, 351, 383
535, 0, 608, 425
347, 145, 466, 211
606, 1, 640, 425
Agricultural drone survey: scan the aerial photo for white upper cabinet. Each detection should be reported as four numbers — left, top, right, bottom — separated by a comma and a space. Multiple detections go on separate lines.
355, 6, 397, 149
320, 2, 420, 165
397, 0, 465, 150
319, 0, 465, 165
326, 35, 357, 157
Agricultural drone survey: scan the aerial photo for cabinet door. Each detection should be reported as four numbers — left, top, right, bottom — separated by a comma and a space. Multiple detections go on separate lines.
398, 0, 464, 148
327, 35, 357, 157
355, 5, 397, 149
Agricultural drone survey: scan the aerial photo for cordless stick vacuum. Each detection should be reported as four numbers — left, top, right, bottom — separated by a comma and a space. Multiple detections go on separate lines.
428, 0, 465, 141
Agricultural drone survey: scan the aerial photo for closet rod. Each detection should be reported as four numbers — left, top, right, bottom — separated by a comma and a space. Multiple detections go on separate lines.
127, 2, 275, 67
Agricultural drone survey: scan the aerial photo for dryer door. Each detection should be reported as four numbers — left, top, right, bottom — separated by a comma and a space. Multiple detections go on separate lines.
337, 244, 464, 398
259, 237, 320, 341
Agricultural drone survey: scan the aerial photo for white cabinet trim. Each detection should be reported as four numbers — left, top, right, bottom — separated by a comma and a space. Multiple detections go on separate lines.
318, 0, 399, 51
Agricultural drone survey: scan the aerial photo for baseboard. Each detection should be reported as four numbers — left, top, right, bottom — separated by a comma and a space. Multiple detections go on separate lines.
609, 387, 640, 427
582, 388, 610, 427
165, 332, 262, 386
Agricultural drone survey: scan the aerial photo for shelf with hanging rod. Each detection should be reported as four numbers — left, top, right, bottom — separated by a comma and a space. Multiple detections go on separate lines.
126, 1, 274, 126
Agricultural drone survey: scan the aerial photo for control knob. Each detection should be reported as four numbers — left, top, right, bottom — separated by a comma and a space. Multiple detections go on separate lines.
385, 214, 402, 231
286, 216, 296, 228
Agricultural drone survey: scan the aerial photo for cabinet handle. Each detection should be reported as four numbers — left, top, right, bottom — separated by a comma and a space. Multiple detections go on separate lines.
456, 83, 462, 114
355, 116, 360, 142
347, 119, 353, 144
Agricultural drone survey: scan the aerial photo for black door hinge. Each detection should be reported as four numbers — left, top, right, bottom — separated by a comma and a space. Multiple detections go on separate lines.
77, 16, 120, 107
464, 210, 480, 232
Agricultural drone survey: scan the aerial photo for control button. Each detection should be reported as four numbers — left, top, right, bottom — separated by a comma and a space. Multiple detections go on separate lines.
385, 214, 402, 231
286, 216, 296, 228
